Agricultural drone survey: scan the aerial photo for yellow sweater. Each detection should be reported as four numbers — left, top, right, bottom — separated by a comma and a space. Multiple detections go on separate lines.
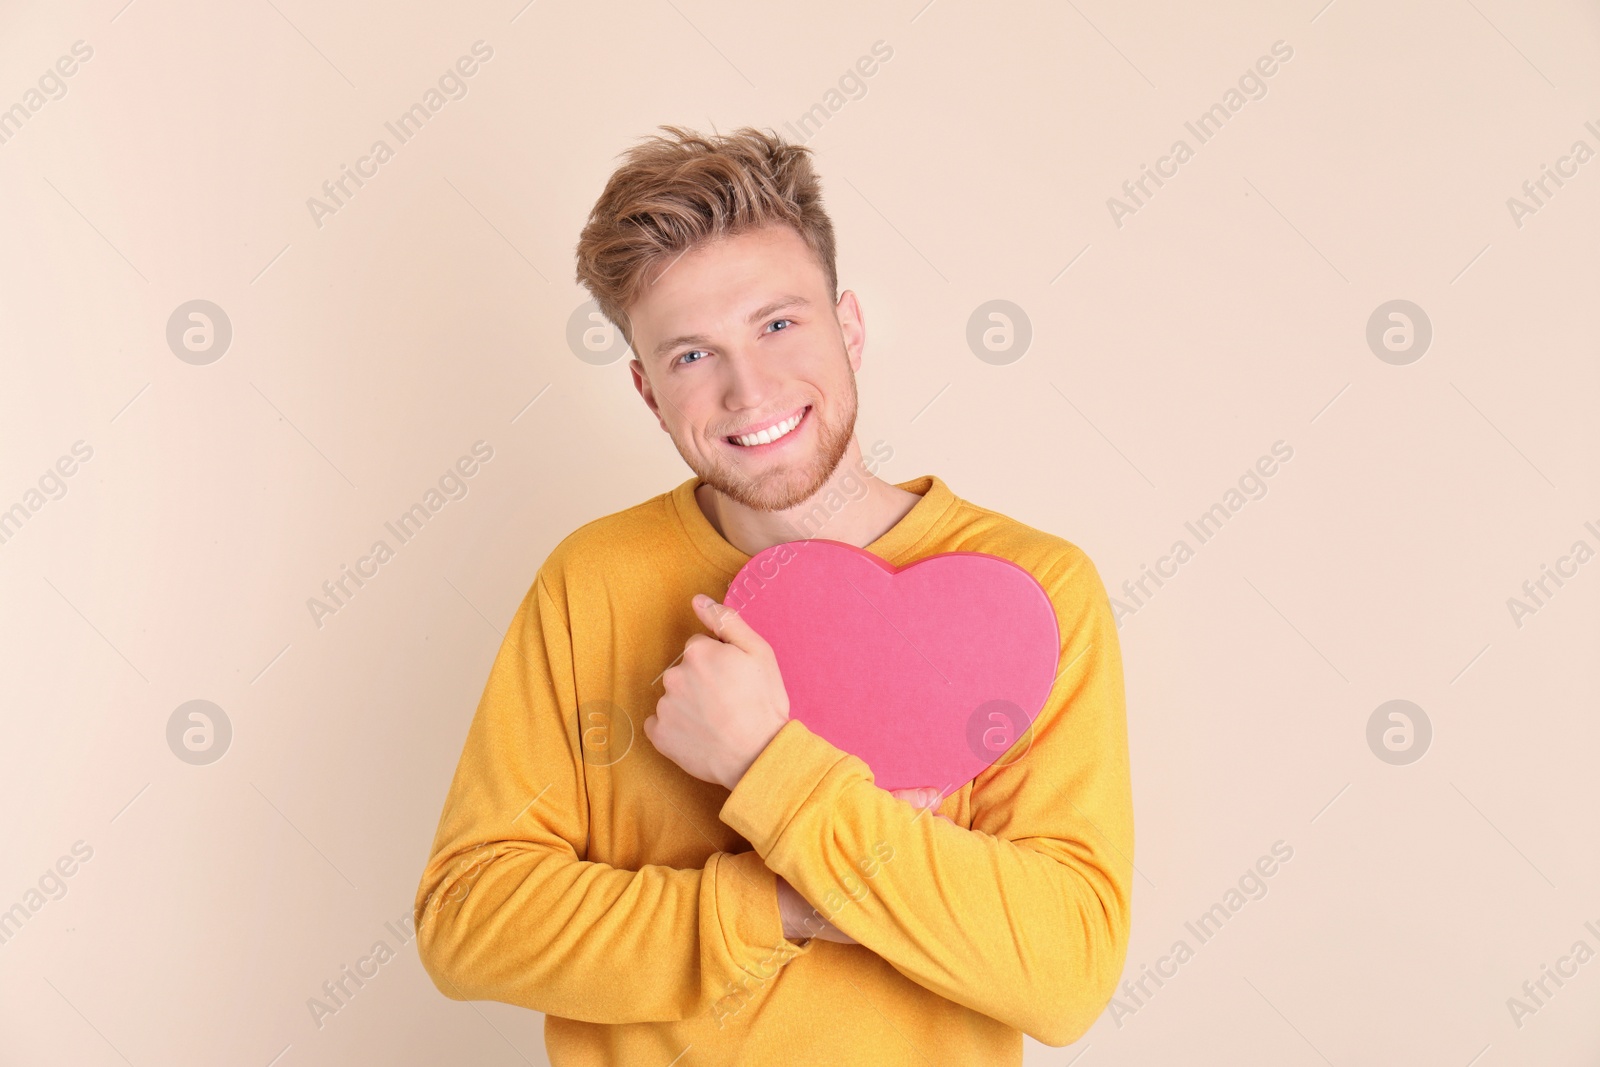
413, 474, 1134, 1065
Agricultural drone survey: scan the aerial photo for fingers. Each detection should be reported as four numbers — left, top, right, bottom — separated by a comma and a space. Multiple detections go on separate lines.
798, 908, 856, 945
691, 593, 766, 654
890, 787, 940, 809
889, 786, 957, 824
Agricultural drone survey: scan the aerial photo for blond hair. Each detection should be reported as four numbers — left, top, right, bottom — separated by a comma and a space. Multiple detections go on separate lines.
574, 125, 838, 350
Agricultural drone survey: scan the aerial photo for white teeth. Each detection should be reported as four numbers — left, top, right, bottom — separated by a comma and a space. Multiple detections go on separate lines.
732, 410, 803, 447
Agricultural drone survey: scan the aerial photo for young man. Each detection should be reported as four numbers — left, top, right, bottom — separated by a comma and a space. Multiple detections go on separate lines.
413, 126, 1133, 1064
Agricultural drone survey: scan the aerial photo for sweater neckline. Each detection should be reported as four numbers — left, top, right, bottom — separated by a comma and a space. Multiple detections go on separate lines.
668, 471, 957, 577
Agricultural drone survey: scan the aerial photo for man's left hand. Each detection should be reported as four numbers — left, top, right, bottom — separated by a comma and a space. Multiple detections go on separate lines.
645, 594, 791, 791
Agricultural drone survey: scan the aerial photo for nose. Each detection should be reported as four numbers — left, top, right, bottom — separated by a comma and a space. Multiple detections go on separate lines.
720, 344, 780, 412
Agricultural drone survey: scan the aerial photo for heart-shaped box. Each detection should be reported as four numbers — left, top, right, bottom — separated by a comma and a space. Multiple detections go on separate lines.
725, 539, 1060, 793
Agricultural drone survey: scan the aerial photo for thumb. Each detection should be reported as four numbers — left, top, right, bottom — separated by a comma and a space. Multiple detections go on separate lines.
693, 594, 766, 653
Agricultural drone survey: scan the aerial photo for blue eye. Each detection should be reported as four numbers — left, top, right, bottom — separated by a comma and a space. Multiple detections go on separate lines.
676, 319, 793, 366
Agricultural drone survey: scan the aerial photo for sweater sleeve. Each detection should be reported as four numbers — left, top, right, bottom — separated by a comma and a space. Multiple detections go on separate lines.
413, 570, 800, 1024
717, 547, 1134, 1047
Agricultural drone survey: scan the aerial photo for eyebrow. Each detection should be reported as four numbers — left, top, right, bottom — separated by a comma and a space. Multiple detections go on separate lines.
648, 295, 811, 364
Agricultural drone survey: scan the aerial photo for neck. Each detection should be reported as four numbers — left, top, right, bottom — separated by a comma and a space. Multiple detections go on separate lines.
696, 438, 919, 557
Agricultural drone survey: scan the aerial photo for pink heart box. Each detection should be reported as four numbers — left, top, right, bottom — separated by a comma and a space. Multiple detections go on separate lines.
724, 539, 1060, 793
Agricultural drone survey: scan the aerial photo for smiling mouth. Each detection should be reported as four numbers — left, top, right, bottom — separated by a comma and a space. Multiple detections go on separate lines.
726, 405, 810, 448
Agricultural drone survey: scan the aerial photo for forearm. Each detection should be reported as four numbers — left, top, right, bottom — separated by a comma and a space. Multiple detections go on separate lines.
720, 721, 1132, 1047
415, 841, 794, 1025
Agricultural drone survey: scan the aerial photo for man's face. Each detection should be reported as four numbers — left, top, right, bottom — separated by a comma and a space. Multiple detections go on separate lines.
628, 222, 862, 512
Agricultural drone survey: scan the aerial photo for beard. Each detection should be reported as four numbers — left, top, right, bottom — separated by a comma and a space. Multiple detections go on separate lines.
675, 369, 859, 514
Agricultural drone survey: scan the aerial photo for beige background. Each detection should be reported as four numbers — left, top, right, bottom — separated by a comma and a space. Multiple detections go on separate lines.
2, 0, 1597, 1063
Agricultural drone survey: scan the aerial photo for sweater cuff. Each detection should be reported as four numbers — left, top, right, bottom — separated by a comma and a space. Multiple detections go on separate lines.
709, 849, 793, 982
720, 719, 853, 856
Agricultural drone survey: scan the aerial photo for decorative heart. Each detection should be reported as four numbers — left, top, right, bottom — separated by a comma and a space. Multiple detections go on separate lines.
724, 540, 1060, 794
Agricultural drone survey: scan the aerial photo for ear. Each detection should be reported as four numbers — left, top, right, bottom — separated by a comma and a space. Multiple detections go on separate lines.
836, 289, 865, 374
630, 358, 669, 433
